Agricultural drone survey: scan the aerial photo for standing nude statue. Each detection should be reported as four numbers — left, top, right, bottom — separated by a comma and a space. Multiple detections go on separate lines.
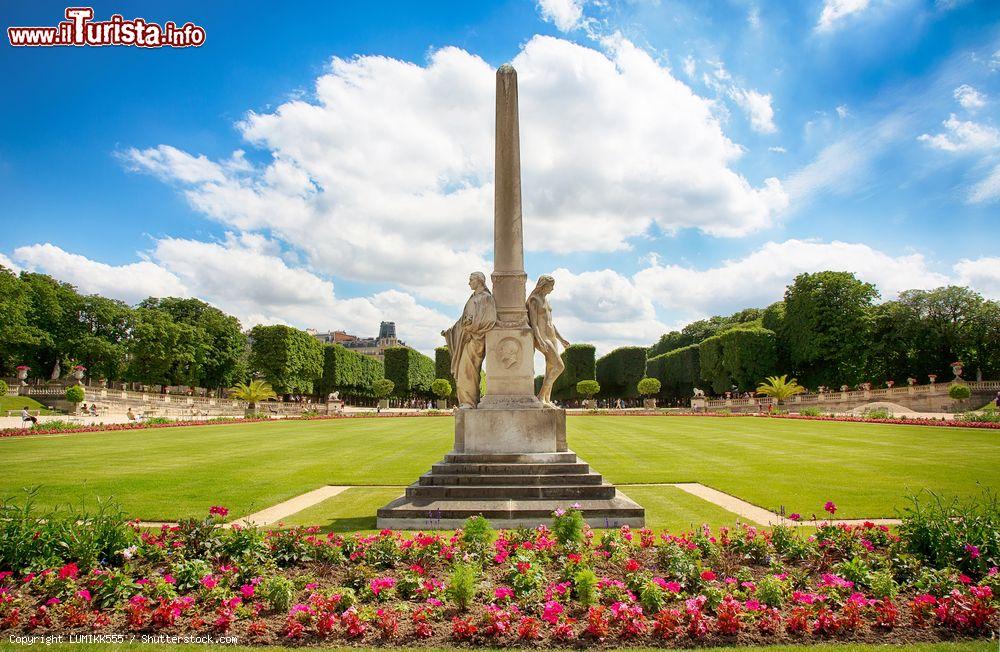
527, 275, 571, 408
442, 272, 497, 408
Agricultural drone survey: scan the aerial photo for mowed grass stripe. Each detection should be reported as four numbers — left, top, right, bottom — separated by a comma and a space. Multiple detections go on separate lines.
2, 415, 997, 521
569, 416, 999, 518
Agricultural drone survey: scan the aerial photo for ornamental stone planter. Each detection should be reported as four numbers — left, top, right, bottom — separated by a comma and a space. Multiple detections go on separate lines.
643, 398, 657, 409
436, 399, 449, 409
378, 399, 389, 409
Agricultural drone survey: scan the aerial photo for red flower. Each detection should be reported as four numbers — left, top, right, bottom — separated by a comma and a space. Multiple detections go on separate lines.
58, 563, 79, 580
625, 558, 640, 572
700, 570, 716, 582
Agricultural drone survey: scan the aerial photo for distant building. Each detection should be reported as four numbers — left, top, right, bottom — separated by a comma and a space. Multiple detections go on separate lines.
306, 321, 404, 360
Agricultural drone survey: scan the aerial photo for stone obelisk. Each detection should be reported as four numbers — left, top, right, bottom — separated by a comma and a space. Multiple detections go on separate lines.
479, 64, 540, 410
376, 64, 644, 529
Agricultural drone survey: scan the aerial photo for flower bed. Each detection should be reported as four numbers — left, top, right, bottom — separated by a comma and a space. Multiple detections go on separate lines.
0, 498, 995, 647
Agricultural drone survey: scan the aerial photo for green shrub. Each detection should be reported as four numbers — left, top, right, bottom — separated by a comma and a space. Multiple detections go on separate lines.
596, 346, 648, 398
259, 575, 296, 612
948, 383, 971, 400
460, 515, 493, 558
639, 579, 666, 613
835, 556, 871, 588
637, 377, 661, 396
864, 407, 892, 419
798, 406, 822, 416
961, 410, 1000, 423
172, 559, 212, 592
446, 561, 479, 611
373, 378, 394, 399
552, 508, 586, 548
899, 488, 999, 578
575, 379, 601, 400
65, 385, 85, 403
869, 569, 898, 599
0, 380, 8, 396
756, 574, 789, 607
431, 378, 452, 400
383, 347, 434, 397
573, 567, 599, 607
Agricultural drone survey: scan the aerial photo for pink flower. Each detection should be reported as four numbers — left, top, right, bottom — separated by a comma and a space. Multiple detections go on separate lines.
788, 513, 801, 521
494, 586, 514, 601
209, 505, 229, 517
59, 563, 79, 580
76, 589, 92, 602
200, 574, 218, 589
163, 574, 175, 584
965, 544, 981, 559
824, 501, 837, 515
240, 584, 255, 599
541, 600, 563, 624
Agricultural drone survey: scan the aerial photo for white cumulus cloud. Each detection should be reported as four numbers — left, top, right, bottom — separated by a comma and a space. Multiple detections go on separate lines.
954, 84, 986, 111
816, 0, 871, 32
536, 0, 584, 32
730, 88, 777, 134
918, 114, 1000, 152
123, 36, 788, 303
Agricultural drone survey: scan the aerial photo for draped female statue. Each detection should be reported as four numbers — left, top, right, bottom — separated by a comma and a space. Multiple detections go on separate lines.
441, 272, 497, 408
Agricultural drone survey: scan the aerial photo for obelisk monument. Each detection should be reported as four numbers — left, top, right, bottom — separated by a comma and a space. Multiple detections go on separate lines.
376, 64, 644, 529
480, 64, 538, 406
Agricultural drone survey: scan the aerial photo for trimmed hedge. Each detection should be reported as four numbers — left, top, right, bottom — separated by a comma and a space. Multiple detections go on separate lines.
552, 344, 596, 400
316, 344, 385, 398
434, 347, 456, 398
383, 347, 435, 398
645, 344, 700, 403
248, 324, 324, 395
595, 346, 648, 399
698, 327, 779, 394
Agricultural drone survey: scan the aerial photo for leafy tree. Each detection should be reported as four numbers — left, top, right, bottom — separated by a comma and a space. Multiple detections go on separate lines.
140, 298, 246, 388
70, 295, 133, 382
373, 378, 394, 399
383, 347, 434, 398
127, 307, 202, 386
229, 379, 277, 412
576, 380, 600, 400
596, 346, 648, 398
552, 344, 596, 400
948, 383, 971, 400
637, 377, 661, 396
248, 325, 324, 394
756, 375, 806, 406
0, 267, 40, 374
431, 378, 453, 400
780, 271, 878, 388
719, 327, 778, 391
17, 272, 86, 379
648, 309, 763, 358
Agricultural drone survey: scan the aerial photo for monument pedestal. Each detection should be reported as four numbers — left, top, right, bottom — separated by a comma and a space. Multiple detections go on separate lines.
376, 407, 644, 529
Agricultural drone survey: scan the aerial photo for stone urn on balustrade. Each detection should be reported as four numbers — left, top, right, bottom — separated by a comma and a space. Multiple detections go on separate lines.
16, 366, 29, 385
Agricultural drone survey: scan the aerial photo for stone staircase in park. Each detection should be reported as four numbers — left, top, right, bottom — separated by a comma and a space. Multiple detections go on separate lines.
377, 451, 644, 529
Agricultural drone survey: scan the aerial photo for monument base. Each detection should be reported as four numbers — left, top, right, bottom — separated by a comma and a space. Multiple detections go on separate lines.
455, 407, 566, 454
376, 449, 645, 530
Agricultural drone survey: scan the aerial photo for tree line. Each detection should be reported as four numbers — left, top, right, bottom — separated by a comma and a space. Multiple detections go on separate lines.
4, 267, 995, 403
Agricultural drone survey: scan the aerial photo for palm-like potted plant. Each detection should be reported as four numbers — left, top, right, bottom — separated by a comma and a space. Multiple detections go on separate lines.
229, 379, 277, 417
756, 375, 806, 412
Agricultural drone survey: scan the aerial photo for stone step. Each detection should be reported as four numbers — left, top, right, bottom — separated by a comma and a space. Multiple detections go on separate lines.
418, 471, 604, 486
376, 493, 646, 529
431, 462, 591, 476
443, 451, 578, 464
405, 483, 616, 501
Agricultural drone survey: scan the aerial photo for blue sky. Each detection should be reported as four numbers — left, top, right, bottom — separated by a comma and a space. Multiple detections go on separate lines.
2, 0, 999, 354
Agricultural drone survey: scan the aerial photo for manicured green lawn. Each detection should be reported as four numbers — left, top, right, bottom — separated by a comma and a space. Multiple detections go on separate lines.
570, 416, 999, 518
1, 415, 996, 522
0, 395, 58, 415
0, 640, 991, 652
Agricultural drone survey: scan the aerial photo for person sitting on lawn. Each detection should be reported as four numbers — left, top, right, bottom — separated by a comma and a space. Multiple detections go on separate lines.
21, 407, 38, 427
127, 407, 136, 421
